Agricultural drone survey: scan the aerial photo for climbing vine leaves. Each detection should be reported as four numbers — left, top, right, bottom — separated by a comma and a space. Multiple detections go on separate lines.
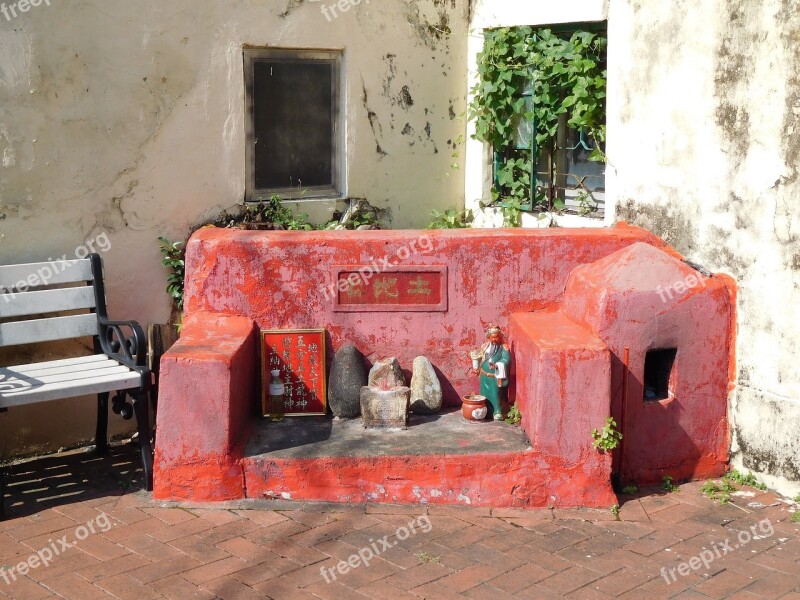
469, 26, 607, 216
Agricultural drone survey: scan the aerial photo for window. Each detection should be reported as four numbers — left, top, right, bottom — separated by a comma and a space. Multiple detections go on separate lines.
471, 23, 607, 217
643, 348, 677, 402
244, 48, 344, 200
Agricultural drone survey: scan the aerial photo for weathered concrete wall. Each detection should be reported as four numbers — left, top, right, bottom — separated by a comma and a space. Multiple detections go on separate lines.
0, 0, 469, 458
608, 0, 800, 497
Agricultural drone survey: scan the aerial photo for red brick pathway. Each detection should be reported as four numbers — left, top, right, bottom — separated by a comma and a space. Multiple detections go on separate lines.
1, 447, 798, 599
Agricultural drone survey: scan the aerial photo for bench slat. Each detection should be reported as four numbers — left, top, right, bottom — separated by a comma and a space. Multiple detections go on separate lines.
4, 355, 110, 373
0, 314, 98, 347
0, 259, 93, 288
5, 355, 111, 374
1, 363, 132, 387
0, 371, 141, 407
0, 286, 96, 318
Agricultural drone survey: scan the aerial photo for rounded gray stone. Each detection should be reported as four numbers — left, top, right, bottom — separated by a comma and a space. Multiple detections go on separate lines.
328, 344, 368, 418
409, 356, 442, 414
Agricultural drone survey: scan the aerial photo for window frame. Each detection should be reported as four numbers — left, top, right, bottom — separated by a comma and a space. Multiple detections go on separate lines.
244, 47, 345, 202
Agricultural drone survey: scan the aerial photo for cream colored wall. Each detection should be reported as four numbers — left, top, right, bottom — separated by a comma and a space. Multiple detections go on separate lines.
0, 0, 469, 458
608, 0, 800, 498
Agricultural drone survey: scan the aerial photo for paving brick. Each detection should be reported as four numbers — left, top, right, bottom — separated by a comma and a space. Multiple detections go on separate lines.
146, 516, 216, 543
5, 517, 80, 542
72, 533, 130, 561
233, 509, 291, 527
514, 583, 566, 599
252, 576, 320, 599
264, 538, 328, 566
127, 553, 202, 584
182, 556, 250, 584
740, 571, 800, 598
167, 533, 231, 562
486, 562, 555, 593
148, 575, 217, 599
74, 551, 152, 582
437, 562, 506, 592
0, 575, 54, 599
384, 561, 453, 590
231, 558, 303, 586
587, 566, 654, 595
38, 572, 111, 600
618, 500, 652, 522
537, 565, 605, 595
430, 524, 495, 550
216, 536, 281, 563
95, 573, 163, 599
355, 579, 419, 599
407, 580, 465, 599
187, 508, 242, 525
116, 533, 184, 560
461, 582, 518, 599
692, 569, 759, 598
303, 580, 373, 600
201, 575, 268, 599
141, 507, 198, 525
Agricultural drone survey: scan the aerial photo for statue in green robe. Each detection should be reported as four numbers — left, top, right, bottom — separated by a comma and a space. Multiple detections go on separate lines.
474, 325, 510, 420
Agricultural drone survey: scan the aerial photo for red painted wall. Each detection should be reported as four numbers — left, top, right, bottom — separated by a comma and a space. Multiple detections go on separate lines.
184, 225, 666, 405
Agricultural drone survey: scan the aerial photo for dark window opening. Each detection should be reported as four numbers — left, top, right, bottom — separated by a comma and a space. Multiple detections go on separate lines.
643, 348, 677, 402
244, 49, 342, 200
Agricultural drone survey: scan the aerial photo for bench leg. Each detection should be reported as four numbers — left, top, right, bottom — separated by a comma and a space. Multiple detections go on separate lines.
133, 392, 154, 492
95, 392, 110, 456
0, 467, 5, 521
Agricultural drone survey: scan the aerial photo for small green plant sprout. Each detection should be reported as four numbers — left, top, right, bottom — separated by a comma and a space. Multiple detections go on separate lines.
662, 475, 679, 493
791, 511, 800, 523
591, 417, 622, 452
158, 237, 186, 320
622, 485, 639, 495
427, 207, 474, 229
793, 494, 800, 503
610, 504, 620, 520
726, 469, 767, 491
505, 404, 522, 425
700, 479, 730, 503
416, 552, 440, 564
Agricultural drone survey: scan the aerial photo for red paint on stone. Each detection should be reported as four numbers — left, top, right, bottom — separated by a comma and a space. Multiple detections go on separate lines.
242, 452, 616, 508
560, 242, 733, 484
154, 312, 257, 501
154, 227, 734, 506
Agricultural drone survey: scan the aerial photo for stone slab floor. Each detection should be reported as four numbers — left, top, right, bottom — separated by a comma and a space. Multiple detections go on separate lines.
1, 445, 798, 599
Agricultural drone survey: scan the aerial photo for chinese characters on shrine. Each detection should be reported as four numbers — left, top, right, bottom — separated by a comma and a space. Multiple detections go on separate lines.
333, 267, 447, 312
261, 329, 327, 416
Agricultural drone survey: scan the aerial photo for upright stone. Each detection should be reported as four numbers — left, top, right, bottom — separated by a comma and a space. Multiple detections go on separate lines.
368, 357, 405, 389
409, 356, 442, 414
328, 345, 368, 418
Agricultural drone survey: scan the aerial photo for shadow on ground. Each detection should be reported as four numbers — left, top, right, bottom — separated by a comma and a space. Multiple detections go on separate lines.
2, 443, 144, 519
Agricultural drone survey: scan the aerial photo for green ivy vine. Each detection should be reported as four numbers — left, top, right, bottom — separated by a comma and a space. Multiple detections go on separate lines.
469, 26, 607, 219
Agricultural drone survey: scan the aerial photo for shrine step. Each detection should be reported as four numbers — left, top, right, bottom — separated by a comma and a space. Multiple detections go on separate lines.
239, 409, 616, 508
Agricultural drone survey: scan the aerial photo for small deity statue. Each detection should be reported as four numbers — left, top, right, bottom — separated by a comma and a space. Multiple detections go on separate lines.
471, 324, 511, 421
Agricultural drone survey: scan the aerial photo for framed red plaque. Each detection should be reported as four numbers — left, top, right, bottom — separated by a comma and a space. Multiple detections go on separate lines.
331, 265, 448, 312
261, 329, 327, 417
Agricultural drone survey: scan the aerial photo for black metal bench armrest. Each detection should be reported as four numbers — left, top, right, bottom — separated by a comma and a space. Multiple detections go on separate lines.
98, 317, 148, 371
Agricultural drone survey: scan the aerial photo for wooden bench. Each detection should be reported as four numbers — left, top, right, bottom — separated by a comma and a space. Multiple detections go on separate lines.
0, 254, 153, 518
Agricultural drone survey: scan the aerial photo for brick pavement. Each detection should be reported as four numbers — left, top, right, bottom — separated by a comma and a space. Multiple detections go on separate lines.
1, 446, 798, 599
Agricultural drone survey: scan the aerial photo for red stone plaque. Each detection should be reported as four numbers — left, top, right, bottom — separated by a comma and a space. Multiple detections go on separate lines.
261, 329, 327, 417
332, 265, 447, 312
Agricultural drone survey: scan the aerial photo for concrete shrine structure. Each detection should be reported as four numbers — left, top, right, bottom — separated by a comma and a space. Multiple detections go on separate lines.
153, 225, 735, 507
